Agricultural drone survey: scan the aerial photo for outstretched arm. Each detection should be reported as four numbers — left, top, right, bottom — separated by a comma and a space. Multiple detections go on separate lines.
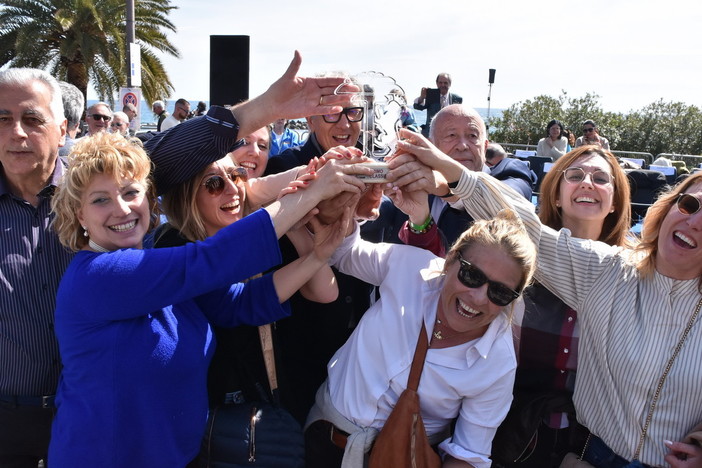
231, 51, 357, 137
264, 147, 371, 238
284, 225, 338, 303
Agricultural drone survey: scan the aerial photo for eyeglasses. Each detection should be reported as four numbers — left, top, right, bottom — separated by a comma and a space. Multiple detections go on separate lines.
456, 253, 520, 307
562, 167, 613, 186
201, 167, 248, 196
676, 193, 702, 215
322, 107, 364, 124
90, 114, 111, 122
110, 122, 125, 127
583, 127, 595, 133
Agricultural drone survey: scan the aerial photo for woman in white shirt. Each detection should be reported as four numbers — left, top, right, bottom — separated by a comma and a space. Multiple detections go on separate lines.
536, 120, 568, 161
391, 128, 702, 468
305, 211, 537, 468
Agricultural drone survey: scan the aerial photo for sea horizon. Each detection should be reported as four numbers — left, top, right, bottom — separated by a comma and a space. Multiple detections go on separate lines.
87, 99, 503, 128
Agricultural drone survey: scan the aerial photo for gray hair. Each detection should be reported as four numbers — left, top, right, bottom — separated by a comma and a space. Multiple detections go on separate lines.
0, 68, 64, 123
58, 81, 85, 131
429, 104, 486, 142
87, 101, 112, 117
152, 100, 165, 110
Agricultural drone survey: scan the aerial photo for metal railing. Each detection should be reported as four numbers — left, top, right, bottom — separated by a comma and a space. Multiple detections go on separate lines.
655, 153, 702, 170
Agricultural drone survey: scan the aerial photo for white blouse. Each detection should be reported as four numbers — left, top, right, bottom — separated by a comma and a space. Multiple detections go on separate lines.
328, 225, 517, 467
536, 136, 568, 160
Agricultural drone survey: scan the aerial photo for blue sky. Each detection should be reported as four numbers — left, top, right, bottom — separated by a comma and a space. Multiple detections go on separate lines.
108, 0, 702, 114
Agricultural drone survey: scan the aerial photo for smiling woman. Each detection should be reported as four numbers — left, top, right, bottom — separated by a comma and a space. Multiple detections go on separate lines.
403, 142, 702, 467
491, 146, 633, 467
304, 210, 537, 468
228, 126, 271, 179
46, 130, 365, 467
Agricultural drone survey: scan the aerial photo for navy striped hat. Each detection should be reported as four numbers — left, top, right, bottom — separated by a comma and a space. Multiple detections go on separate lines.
145, 105, 242, 195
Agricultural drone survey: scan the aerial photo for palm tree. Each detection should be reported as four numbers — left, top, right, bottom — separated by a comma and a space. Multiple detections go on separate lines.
0, 0, 179, 106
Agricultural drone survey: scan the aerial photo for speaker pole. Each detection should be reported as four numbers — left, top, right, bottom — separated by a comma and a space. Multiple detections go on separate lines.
487, 69, 496, 124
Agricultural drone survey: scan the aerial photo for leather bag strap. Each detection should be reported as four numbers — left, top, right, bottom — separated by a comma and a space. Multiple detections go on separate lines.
406, 323, 430, 391
258, 324, 279, 402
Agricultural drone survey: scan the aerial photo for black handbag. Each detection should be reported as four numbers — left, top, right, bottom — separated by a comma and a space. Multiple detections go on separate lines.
201, 324, 304, 468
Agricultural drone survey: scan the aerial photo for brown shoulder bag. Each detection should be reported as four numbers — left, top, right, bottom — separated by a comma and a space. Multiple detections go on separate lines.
369, 323, 441, 468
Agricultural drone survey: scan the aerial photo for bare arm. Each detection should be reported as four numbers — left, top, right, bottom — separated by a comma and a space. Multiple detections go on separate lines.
284, 226, 338, 303
271, 208, 351, 302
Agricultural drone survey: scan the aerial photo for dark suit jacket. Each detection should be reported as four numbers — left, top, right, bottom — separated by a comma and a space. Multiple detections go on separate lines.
434, 161, 536, 249
413, 88, 463, 137
265, 132, 387, 424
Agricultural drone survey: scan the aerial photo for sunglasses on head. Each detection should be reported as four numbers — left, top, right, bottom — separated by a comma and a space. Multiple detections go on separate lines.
90, 114, 111, 122
583, 127, 595, 133
676, 193, 702, 215
201, 167, 248, 196
562, 167, 613, 186
322, 106, 364, 124
456, 252, 520, 307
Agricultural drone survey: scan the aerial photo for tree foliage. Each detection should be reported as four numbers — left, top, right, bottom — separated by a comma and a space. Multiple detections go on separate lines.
0, 0, 179, 106
488, 92, 702, 156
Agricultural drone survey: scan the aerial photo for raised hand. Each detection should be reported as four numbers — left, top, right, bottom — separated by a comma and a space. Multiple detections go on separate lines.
390, 128, 464, 186
385, 151, 448, 195
231, 51, 360, 136
384, 184, 430, 225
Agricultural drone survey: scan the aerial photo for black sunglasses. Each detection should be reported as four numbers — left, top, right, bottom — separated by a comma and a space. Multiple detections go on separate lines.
322, 107, 364, 124
583, 127, 595, 133
201, 167, 248, 195
676, 193, 702, 215
456, 252, 520, 307
90, 114, 111, 122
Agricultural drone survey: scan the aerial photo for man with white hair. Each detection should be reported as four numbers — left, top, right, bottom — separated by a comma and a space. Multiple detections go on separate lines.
396, 104, 535, 250
85, 101, 112, 136
152, 99, 168, 131
58, 81, 85, 157
109, 111, 130, 137
0, 67, 71, 467
414, 72, 462, 137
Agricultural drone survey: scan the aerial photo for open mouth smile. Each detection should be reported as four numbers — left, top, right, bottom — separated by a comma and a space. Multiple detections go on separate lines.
674, 231, 696, 249
457, 298, 482, 319
109, 220, 137, 232
220, 198, 241, 213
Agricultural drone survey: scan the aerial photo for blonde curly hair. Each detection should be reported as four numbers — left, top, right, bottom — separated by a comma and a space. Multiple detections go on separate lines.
51, 133, 159, 251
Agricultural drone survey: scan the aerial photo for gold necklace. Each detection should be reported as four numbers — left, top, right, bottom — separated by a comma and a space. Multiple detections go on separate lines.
432, 318, 462, 341
432, 319, 447, 340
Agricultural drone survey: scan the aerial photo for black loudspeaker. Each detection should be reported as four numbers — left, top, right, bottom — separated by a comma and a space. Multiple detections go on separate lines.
210, 35, 250, 107
488, 69, 496, 84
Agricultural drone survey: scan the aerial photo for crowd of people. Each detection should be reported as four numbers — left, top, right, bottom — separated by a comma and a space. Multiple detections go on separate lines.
1, 54, 701, 468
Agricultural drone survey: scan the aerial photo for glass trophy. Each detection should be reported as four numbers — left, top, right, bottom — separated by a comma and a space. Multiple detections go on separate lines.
334, 72, 407, 182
